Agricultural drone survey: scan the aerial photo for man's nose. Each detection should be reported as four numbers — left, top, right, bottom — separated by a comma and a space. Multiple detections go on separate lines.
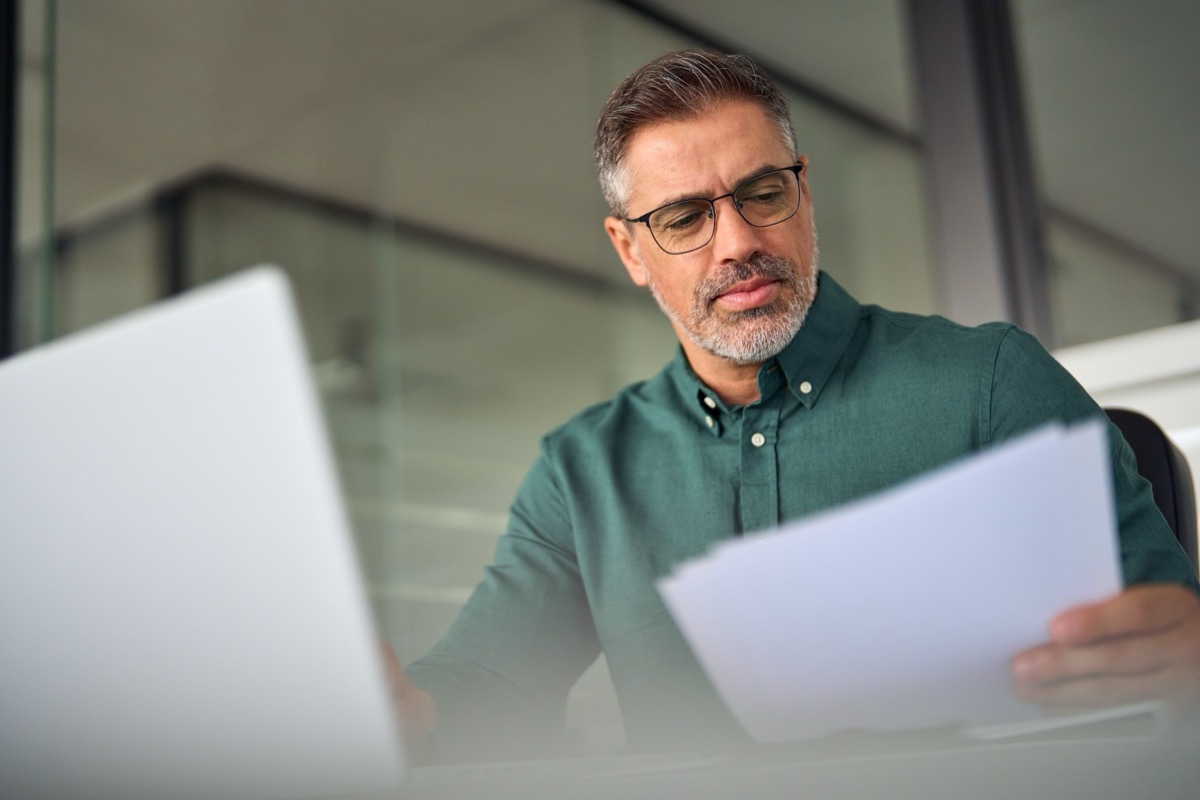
709, 198, 766, 263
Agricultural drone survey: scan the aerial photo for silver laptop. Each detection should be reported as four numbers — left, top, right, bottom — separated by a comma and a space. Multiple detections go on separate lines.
0, 267, 406, 799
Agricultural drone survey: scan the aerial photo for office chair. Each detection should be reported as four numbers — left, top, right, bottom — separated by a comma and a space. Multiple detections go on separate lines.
1105, 407, 1198, 572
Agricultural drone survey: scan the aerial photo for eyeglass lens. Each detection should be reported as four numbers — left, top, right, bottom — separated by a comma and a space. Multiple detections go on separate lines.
647, 168, 800, 254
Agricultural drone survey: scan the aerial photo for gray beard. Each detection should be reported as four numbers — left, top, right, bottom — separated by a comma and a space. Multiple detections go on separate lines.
648, 251, 819, 365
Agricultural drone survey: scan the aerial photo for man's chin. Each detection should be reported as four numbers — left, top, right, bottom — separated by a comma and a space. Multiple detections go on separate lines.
695, 319, 799, 364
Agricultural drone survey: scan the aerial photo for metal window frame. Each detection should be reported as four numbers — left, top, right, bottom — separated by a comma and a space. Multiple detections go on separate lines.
1, 0, 17, 359
908, 0, 1052, 342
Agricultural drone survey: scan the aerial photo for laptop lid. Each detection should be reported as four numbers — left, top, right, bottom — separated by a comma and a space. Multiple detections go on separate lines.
0, 267, 405, 798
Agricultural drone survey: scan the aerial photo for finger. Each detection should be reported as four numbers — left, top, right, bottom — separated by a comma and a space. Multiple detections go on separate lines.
377, 642, 438, 753
1012, 665, 1187, 709
1013, 630, 1180, 685
1049, 585, 1200, 645
379, 641, 418, 695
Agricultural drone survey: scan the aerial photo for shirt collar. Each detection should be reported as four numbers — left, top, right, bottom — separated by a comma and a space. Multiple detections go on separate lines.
772, 271, 860, 408
666, 271, 862, 434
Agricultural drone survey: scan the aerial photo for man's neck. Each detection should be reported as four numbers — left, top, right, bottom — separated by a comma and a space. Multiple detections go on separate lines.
680, 339, 763, 406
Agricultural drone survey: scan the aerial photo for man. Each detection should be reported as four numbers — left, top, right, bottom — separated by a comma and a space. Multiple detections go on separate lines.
389, 50, 1200, 761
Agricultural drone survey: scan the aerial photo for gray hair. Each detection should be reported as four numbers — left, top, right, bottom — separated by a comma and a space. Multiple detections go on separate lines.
594, 49, 797, 217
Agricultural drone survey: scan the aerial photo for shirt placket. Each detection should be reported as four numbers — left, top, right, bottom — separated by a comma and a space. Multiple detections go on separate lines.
737, 392, 783, 535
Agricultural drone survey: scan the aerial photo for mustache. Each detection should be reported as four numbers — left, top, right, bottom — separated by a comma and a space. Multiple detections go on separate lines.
697, 254, 796, 306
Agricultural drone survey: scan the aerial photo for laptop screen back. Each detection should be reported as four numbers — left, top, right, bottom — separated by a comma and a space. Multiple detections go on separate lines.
0, 267, 405, 798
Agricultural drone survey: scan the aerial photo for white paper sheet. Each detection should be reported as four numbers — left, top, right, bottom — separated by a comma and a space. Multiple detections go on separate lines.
657, 420, 1122, 742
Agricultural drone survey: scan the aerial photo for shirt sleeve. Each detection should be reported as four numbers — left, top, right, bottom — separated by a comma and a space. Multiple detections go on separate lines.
404, 440, 600, 762
986, 325, 1198, 592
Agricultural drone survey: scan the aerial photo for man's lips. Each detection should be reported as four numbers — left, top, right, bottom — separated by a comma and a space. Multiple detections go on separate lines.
714, 278, 781, 311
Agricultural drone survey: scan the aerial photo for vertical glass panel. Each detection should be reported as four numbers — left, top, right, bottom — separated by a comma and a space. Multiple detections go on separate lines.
15, 0, 55, 348
1046, 217, 1187, 347
1012, 0, 1200, 346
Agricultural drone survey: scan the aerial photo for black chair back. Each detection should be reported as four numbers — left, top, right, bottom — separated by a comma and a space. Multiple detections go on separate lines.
1105, 407, 1198, 571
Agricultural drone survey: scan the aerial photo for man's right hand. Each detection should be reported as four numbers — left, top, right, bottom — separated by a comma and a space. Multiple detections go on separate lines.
380, 643, 438, 759
1011, 584, 1200, 711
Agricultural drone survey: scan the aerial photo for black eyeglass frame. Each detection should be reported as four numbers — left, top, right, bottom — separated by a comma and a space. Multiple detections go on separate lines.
622, 163, 805, 255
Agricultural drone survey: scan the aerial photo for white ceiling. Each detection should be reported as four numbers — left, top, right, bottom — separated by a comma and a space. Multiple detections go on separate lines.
18, 0, 1200, 283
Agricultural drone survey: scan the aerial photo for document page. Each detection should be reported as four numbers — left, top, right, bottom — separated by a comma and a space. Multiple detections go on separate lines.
657, 420, 1122, 742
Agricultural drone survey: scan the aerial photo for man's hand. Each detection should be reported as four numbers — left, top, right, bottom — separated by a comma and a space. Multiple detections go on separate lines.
1011, 584, 1200, 712
379, 643, 438, 758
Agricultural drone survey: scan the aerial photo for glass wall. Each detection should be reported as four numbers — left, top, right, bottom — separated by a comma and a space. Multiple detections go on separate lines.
1012, 0, 1200, 347
16, 0, 929, 750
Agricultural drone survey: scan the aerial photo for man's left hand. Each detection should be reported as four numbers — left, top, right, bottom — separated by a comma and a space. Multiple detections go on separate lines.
1012, 584, 1200, 711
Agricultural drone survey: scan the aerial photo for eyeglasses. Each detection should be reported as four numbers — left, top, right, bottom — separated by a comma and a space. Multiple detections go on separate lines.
623, 164, 804, 255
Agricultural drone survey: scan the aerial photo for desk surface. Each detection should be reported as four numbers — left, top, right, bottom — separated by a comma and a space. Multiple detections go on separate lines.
346, 717, 1200, 800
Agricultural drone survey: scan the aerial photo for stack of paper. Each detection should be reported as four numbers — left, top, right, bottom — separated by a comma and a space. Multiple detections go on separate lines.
657, 421, 1122, 742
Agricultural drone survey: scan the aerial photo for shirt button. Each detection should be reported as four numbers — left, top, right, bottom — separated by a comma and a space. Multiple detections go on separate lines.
703, 396, 717, 410
750, 432, 766, 447
799, 381, 813, 395
706, 415, 715, 428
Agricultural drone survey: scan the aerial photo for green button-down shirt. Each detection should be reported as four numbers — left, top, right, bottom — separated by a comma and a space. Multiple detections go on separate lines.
407, 272, 1198, 759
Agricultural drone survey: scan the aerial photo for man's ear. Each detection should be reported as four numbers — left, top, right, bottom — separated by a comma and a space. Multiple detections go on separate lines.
604, 216, 648, 287
796, 154, 811, 200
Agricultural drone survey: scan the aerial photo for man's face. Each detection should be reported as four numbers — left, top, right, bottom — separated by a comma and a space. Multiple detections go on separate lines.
604, 100, 819, 366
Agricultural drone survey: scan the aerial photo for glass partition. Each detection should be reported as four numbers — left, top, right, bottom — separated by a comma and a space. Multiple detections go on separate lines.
185, 175, 671, 746
1012, 0, 1200, 346
18, 0, 929, 750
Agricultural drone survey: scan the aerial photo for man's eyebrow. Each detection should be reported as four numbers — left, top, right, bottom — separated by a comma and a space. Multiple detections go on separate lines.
649, 163, 789, 210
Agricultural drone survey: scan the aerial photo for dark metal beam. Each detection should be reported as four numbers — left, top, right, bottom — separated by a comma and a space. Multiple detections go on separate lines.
908, 0, 1052, 342
36, 166, 624, 298
0, 0, 17, 359
154, 187, 188, 297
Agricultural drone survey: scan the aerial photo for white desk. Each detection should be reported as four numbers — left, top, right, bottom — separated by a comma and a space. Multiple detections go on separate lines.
344, 717, 1200, 800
